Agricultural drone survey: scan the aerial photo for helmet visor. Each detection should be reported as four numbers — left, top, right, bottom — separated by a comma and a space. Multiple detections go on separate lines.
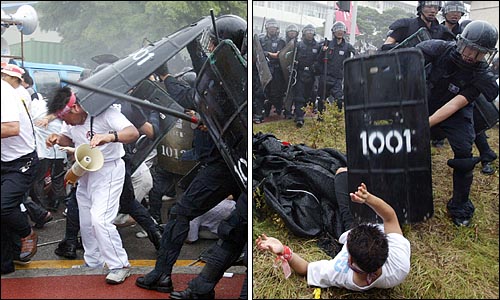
457, 36, 498, 65
199, 27, 215, 53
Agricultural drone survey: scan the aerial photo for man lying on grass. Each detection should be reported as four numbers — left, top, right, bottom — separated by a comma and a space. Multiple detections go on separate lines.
256, 168, 411, 291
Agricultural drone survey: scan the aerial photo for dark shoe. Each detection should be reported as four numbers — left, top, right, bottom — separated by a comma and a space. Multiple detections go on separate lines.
19, 230, 38, 262
170, 288, 215, 299
296, 120, 304, 128
481, 162, 495, 175
451, 217, 472, 227
33, 211, 53, 229
431, 139, 445, 148
148, 229, 162, 250
135, 271, 173, 293
54, 240, 77, 259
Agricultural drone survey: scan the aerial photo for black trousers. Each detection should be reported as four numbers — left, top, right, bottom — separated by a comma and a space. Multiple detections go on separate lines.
1, 151, 39, 273
153, 160, 241, 275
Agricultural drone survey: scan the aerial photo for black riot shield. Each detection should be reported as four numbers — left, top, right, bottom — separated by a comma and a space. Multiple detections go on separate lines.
74, 16, 213, 117
278, 39, 296, 84
389, 27, 431, 52
473, 93, 499, 135
253, 33, 272, 90
194, 40, 247, 191
129, 79, 196, 175
343, 49, 433, 224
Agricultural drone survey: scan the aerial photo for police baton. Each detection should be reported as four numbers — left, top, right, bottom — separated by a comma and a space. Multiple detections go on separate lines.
61, 78, 200, 125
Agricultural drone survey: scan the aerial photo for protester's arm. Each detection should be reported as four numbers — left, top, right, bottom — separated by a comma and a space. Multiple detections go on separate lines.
1, 121, 20, 138
256, 233, 309, 276
350, 183, 402, 235
46, 133, 73, 148
428, 94, 468, 127
34, 113, 57, 128
89, 125, 139, 148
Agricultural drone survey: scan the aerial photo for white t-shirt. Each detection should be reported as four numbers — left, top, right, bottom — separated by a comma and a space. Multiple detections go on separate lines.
15, 85, 32, 113
31, 97, 67, 160
60, 107, 133, 162
307, 224, 411, 291
1, 80, 36, 162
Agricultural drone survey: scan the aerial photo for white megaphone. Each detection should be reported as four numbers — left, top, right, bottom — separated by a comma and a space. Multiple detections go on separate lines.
65, 144, 104, 185
1, 5, 38, 35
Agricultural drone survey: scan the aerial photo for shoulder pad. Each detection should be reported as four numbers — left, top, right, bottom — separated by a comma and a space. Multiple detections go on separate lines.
415, 40, 452, 58
389, 18, 412, 31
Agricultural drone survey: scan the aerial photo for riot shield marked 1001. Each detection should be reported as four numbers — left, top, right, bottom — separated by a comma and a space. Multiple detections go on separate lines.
344, 49, 433, 224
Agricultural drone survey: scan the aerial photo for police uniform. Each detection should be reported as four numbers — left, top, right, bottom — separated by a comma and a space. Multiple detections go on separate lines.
381, 17, 454, 51
138, 43, 242, 285
259, 34, 287, 116
292, 37, 320, 123
416, 40, 498, 223
318, 38, 356, 112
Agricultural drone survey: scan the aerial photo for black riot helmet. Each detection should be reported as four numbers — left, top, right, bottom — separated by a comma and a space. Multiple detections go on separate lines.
286, 24, 299, 35
331, 21, 347, 33
442, 1, 467, 16
456, 20, 498, 65
265, 18, 279, 30
302, 24, 316, 36
417, 1, 443, 15
201, 14, 247, 54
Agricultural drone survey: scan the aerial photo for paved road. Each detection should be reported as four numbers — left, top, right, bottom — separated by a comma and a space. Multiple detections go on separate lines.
3, 197, 246, 278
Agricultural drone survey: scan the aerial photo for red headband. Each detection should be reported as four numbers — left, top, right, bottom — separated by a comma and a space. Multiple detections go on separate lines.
56, 92, 77, 119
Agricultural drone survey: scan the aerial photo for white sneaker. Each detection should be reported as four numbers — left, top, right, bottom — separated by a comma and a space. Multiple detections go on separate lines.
106, 267, 131, 284
135, 230, 148, 238
113, 214, 136, 227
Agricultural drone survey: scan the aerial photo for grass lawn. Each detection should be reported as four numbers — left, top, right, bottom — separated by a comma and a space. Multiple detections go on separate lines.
252, 104, 499, 299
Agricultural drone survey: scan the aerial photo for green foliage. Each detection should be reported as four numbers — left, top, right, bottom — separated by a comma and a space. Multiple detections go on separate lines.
355, 6, 414, 49
35, 1, 247, 67
253, 114, 499, 299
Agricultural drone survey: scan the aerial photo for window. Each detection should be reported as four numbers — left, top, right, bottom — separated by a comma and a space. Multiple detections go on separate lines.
32, 70, 60, 100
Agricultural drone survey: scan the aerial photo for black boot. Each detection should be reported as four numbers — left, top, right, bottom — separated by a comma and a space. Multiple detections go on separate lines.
481, 162, 495, 175
135, 270, 173, 293
170, 288, 215, 299
54, 239, 77, 259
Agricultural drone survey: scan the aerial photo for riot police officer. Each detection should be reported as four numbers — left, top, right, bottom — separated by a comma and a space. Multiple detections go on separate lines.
258, 18, 287, 118
285, 24, 299, 44
135, 14, 247, 298
291, 24, 320, 127
317, 21, 356, 114
416, 20, 499, 226
440, 1, 467, 36
381, 1, 454, 51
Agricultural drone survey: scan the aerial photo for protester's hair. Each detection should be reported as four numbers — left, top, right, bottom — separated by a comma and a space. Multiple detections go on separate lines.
22, 70, 34, 86
47, 86, 73, 114
346, 223, 389, 273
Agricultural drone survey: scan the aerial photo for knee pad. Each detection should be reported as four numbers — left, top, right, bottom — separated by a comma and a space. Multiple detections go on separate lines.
447, 157, 481, 172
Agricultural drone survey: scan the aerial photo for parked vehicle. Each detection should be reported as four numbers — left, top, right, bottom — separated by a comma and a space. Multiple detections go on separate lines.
12, 60, 84, 99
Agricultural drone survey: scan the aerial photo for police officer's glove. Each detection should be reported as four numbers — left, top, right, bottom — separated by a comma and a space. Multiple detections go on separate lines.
380, 43, 398, 51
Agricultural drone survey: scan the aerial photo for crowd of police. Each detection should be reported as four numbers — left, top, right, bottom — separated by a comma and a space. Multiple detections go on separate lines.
253, 1, 498, 228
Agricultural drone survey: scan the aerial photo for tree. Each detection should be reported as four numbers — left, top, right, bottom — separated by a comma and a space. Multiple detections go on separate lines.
35, 1, 247, 67
354, 6, 414, 50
